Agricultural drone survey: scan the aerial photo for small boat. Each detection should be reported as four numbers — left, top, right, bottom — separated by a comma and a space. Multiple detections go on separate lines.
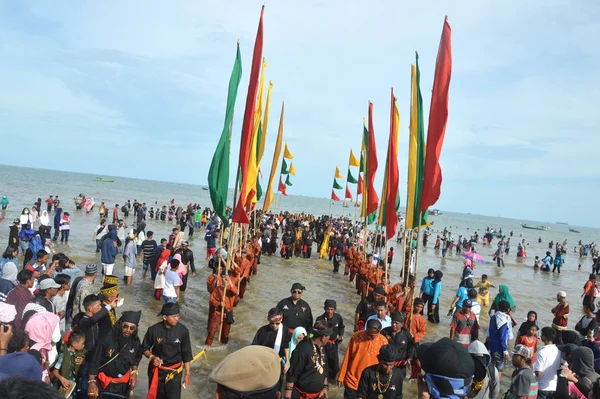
94, 177, 114, 183
569, 228, 580, 233
428, 209, 442, 216
521, 224, 550, 231
202, 186, 209, 191
556, 222, 568, 225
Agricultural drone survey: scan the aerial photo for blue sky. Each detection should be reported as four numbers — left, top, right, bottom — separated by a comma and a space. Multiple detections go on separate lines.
0, 1, 599, 226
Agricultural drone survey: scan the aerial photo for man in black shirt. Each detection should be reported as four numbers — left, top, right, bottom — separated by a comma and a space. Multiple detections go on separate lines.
357, 345, 404, 399
88, 311, 143, 398
316, 299, 345, 381
251, 308, 291, 370
142, 303, 193, 399
355, 286, 386, 332
285, 320, 331, 399
380, 311, 414, 390
277, 283, 313, 333
174, 241, 196, 292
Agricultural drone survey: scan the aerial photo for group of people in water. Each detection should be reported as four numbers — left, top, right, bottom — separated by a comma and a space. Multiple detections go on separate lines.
2, 192, 600, 398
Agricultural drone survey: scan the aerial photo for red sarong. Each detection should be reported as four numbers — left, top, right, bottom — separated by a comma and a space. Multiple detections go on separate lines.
98, 370, 130, 389
295, 386, 321, 399
146, 361, 182, 399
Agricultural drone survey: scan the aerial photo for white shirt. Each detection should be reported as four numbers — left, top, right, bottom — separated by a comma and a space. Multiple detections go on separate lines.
162, 269, 182, 298
471, 300, 481, 323
365, 314, 392, 330
534, 343, 561, 391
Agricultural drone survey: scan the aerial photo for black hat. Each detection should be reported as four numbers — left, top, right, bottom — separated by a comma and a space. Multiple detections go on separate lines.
377, 344, 399, 363
417, 337, 474, 380
157, 303, 180, 316
291, 283, 306, 291
312, 324, 333, 337
373, 286, 386, 296
324, 299, 337, 309
121, 311, 141, 325
391, 311, 405, 323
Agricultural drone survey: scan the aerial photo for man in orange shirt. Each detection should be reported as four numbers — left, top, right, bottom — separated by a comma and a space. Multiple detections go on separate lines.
345, 242, 355, 277
238, 252, 253, 299
338, 319, 388, 397
205, 268, 239, 346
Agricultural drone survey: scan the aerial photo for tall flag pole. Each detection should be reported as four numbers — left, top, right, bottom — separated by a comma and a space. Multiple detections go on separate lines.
262, 102, 284, 212
245, 58, 267, 207
256, 80, 274, 202
208, 42, 242, 226
420, 17, 452, 212
232, 6, 264, 224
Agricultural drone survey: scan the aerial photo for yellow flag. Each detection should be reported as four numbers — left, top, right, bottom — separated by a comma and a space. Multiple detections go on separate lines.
262, 102, 284, 212
257, 81, 273, 165
335, 166, 343, 179
283, 143, 294, 159
245, 59, 267, 204
405, 64, 418, 228
289, 163, 296, 176
349, 149, 360, 167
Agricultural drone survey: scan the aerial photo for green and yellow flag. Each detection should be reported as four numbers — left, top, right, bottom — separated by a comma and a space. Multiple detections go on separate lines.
406, 54, 429, 229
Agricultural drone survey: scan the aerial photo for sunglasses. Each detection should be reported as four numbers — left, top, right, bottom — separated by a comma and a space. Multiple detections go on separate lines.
292, 290, 303, 294
122, 324, 137, 331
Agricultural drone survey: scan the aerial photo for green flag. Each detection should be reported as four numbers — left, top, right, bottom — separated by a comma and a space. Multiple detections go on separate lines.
285, 174, 293, 186
280, 159, 289, 175
412, 54, 429, 228
256, 178, 263, 201
333, 178, 343, 190
346, 168, 358, 184
208, 43, 242, 225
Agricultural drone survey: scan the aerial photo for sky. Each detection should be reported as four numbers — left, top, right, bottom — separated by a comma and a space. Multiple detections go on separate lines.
0, 1, 599, 226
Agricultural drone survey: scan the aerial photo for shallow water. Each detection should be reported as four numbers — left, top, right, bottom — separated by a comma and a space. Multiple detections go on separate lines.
0, 165, 598, 397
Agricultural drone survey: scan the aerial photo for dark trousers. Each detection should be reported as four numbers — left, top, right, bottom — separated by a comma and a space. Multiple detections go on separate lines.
180, 273, 189, 292
537, 391, 555, 399
421, 293, 433, 314
147, 367, 182, 399
428, 302, 440, 323
61, 230, 70, 243
552, 264, 561, 273
343, 386, 359, 399
496, 257, 505, 267
324, 342, 340, 381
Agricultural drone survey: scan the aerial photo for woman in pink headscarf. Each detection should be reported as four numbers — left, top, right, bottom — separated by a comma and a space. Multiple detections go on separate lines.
25, 312, 59, 383
172, 253, 186, 282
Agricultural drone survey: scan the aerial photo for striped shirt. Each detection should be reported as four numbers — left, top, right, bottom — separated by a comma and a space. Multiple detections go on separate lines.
505, 368, 538, 399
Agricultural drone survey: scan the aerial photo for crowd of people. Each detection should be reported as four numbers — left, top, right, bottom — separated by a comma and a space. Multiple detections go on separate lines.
1, 194, 600, 399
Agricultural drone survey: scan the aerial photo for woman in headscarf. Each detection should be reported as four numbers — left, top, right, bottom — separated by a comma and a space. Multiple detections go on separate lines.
53, 207, 63, 241
24, 308, 60, 383
562, 346, 600, 397
489, 284, 515, 316
153, 247, 172, 300
429, 270, 443, 323
516, 311, 539, 342
173, 253, 186, 282
172, 231, 185, 253
289, 326, 307, 358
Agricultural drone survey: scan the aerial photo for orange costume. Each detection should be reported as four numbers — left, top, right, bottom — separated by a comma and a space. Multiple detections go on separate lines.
345, 247, 355, 276
238, 254, 253, 299
338, 330, 389, 391
409, 311, 428, 343
205, 273, 239, 346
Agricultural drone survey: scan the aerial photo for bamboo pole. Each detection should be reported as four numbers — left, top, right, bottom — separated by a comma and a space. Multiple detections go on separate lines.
408, 213, 422, 332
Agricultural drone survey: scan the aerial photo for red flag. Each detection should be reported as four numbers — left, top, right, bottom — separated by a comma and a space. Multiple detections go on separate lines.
357, 173, 363, 195
244, 189, 256, 211
366, 101, 379, 215
345, 184, 353, 201
420, 17, 452, 212
278, 175, 287, 196
331, 189, 340, 201
232, 6, 265, 224
385, 89, 400, 239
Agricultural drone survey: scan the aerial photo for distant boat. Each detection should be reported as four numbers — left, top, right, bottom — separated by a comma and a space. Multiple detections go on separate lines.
521, 224, 549, 231
201, 186, 209, 191
569, 228, 580, 233
428, 209, 442, 216
94, 177, 114, 183
556, 222, 568, 225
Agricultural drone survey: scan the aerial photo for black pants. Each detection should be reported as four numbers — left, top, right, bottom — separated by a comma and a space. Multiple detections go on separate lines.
180, 273, 189, 292
496, 257, 505, 267
428, 302, 440, 323
343, 386, 359, 399
552, 264, 561, 273
148, 368, 182, 399
324, 342, 340, 381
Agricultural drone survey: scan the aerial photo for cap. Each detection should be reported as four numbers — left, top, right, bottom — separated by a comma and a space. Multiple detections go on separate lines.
100, 284, 118, 297
85, 264, 98, 274
311, 324, 333, 337
104, 275, 119, 286
291, 283, 306, 291
512, 344, 532, 360
324, 299, 337, 309
463, 299, 473, 308
182, 240, 190, 246
39, 279, 61, 290
158, 302, 180, 316
12, 218, 19, 224
417, 337, 474, 380
121, 311, 142, 325
373, 286, 387, 296
391, 311, 405, 323
208, 346, 281, 394
558, 291, 567, 298
0, 352, 42, 382
0, 303, 16, 324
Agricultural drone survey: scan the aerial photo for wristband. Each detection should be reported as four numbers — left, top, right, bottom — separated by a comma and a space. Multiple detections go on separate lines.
88, 380, 97, 384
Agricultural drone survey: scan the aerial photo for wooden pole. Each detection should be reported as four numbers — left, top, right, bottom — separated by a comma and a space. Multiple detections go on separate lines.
408, 213, 422, 332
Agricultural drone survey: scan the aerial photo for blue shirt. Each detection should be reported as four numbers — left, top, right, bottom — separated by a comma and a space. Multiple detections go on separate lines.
455, 286, 468, 308
432, 281, 442, 304
364, 314, 392, 330
421, 276, 434, 296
